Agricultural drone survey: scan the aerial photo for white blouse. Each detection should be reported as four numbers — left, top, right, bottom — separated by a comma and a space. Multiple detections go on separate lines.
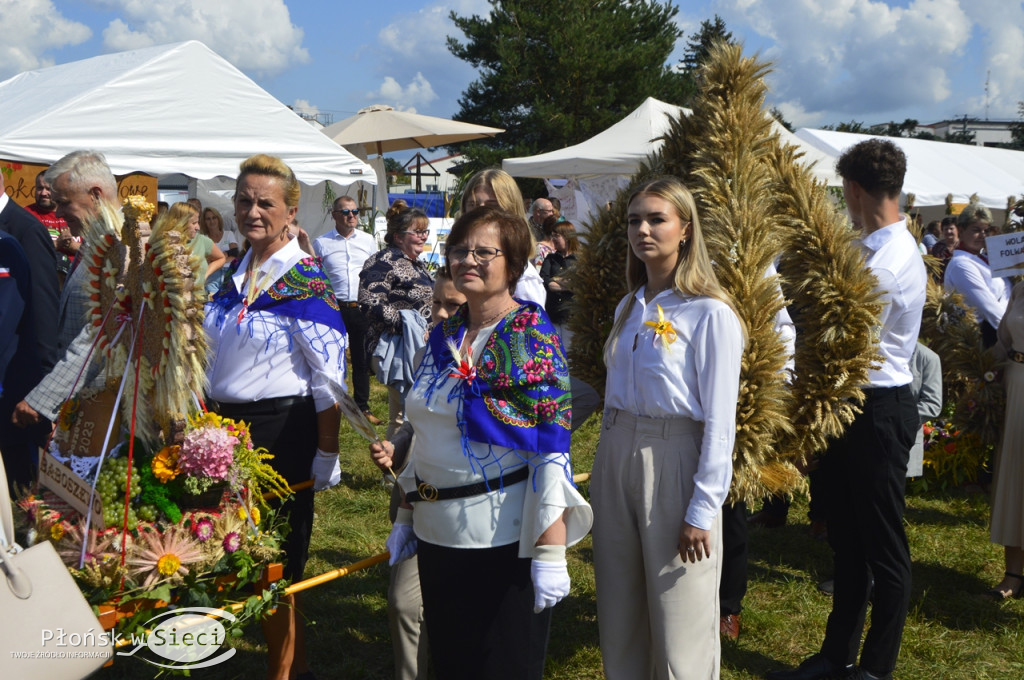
204, 238, 347, 412
400, 320, 592, 558
604, 287, 743, 530
944, 249, 1011, 329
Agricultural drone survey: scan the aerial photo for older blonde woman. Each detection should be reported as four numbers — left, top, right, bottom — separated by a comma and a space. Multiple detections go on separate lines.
204, 154, 346, 680
943, 203, 1010, 347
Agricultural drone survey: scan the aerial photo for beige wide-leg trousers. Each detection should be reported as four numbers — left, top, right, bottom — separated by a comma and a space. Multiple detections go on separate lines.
591, 408, 722, 680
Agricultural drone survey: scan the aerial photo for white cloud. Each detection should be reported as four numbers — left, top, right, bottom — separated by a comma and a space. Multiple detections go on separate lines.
368, 73, 438, 112
960, 0, 1024, 120
98, 0, 308, 77
292, 98, 320, 116
0, 0, 91, 78
717, 0, 971, 122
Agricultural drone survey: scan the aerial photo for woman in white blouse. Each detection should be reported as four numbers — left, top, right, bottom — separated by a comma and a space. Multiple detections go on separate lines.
943, 203, 1010, 347
592, 177, 744, 680
377, 205, 592, 680
204, 154, 346, 680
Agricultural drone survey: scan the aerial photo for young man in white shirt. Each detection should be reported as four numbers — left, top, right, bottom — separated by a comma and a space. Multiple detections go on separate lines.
314, 196, 382, 423
768, 140, 926, 680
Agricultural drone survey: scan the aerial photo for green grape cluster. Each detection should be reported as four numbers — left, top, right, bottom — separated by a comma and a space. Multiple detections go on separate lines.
94, 457, 143, 529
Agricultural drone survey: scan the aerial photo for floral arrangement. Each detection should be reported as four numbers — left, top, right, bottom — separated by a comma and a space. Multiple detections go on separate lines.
916, 405, 994, 491
15, 411, 294, 636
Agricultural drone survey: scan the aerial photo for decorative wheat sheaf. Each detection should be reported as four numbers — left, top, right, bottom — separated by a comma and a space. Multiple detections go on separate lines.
569, 42, 882, 503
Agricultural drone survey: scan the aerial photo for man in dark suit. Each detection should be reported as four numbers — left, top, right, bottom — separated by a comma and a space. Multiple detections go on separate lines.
0, 173, 59, 488
0, 228, 46, 491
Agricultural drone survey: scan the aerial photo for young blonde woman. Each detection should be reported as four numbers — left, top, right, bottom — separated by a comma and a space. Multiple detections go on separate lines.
592, 177, 744, 680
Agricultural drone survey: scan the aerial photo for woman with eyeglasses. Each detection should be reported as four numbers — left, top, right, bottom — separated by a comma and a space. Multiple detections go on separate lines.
377, 205, 592, 680
358, 199, 434, 436
943, 202, 1010, 348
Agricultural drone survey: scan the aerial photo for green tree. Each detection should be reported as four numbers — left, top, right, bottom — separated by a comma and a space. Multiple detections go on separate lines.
770, 106, 793, 132
680, 15, 733, 75
446, 0, 690, 172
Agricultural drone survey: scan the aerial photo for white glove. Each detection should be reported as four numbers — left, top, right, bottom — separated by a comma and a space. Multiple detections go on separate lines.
530, 559, 570, 613
310, 448, 341, 491
386, 522, 417, 566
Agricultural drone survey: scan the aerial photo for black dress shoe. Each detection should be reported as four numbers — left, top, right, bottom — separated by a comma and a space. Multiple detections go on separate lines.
848, 669, 891, 680
765, 653, 854, 680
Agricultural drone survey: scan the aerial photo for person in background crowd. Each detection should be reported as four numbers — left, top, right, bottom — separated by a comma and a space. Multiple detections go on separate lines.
548, 196, 562, 221
315, 196, 383, 425
377, 205, 592, 680
12, 151, 117, 447
187, 197, 202, 215
930, 216, 958, 261
768, 138, 926, 680
461, 169, 546, 306
533, 215, 557, 268
539, 220, 579, 350
156, 201, 169, 217
202, 206, 240, 257
943, 203, 1009, 348
921, 220, 940, 251
204, 154, 346, 680
529, 197, 554, 241
24, 170, 78, 277
986, 282, 1024, 600
359, 200, 433, 437
166, 201, 225, 291
593, 177, 744, 679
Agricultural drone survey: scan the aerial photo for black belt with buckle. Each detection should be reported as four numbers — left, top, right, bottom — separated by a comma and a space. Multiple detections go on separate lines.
406, 466, 530, 503
1011, 349, 1024, 364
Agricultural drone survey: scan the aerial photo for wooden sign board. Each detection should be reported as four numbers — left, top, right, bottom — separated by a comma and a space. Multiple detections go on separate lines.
988, 231, 1024, 278
1, 159, 157, 208
38, 451, 106, 529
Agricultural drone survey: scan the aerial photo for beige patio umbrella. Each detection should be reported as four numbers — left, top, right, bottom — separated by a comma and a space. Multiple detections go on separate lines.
322, 105, 504, 204
322, 104, 504, 155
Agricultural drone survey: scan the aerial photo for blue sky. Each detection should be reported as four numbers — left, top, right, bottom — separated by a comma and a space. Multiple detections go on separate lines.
4, 0, 1023, 148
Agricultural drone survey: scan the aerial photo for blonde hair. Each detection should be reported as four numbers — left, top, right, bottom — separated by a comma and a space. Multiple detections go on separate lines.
956, 201, 993, 229
604, 176, 742, 363
236, 154, 300, 208
153, 201, 197, 238
461, 168, 528, 222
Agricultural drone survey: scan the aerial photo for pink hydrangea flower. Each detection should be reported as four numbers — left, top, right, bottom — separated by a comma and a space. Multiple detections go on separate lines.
179, 426, 237, 480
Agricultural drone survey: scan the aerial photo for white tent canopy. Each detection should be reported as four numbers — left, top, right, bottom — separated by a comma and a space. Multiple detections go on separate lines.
796, 128, 1024, 208
0, 41, 375, 188
502, 97, 839, 224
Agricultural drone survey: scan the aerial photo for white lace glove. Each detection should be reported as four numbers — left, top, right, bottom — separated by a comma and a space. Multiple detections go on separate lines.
310, 448, 341, 491
531, 544, 570, 613
386, 509, 417, 566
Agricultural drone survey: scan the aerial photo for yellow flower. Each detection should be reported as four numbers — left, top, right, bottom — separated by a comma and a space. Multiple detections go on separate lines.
237, 505, 261, 526
156, 554, 181, 577
151, 445, 181, 483
644, 304, 678, 347
50, 522, 66, 541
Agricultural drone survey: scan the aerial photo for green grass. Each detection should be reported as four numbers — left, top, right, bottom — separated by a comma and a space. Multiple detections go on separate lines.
99, 383, 1024, 679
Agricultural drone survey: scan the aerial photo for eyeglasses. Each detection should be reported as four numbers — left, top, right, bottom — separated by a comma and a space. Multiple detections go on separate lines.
333, 208, 360, 216
401, 229, 430, 237
447, 246, 504, 263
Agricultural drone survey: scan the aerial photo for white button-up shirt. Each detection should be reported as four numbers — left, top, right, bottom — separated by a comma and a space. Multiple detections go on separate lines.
204, 237, 347, 411
604, 287, 743, 530
313, 227, 377, 302
857, 218, 927, 387
944, 249, 1011, 329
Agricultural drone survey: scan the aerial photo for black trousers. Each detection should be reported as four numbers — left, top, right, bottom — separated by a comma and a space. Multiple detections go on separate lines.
340, 305, 371, 413
819, 385, 917, 676
720, 500, 748, 616
216, 396, 317, 582
417, 540, 551, 680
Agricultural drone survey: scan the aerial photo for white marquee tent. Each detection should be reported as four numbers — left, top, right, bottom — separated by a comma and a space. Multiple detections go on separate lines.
503, 97, 840, 225
796, 128, 1024, 212
0, 41, 375, 237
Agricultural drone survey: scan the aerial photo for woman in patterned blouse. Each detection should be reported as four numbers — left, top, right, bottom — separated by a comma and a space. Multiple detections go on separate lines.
358, 199, 433, 435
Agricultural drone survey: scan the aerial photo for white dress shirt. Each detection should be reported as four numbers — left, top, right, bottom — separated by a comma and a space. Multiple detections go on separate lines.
857, 219, 927, 387
943, 249, 1011, 329
313, 227, 377, 302
604, 287, 743, 530
400, 321, 592, 557
204, 237, 347, 411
